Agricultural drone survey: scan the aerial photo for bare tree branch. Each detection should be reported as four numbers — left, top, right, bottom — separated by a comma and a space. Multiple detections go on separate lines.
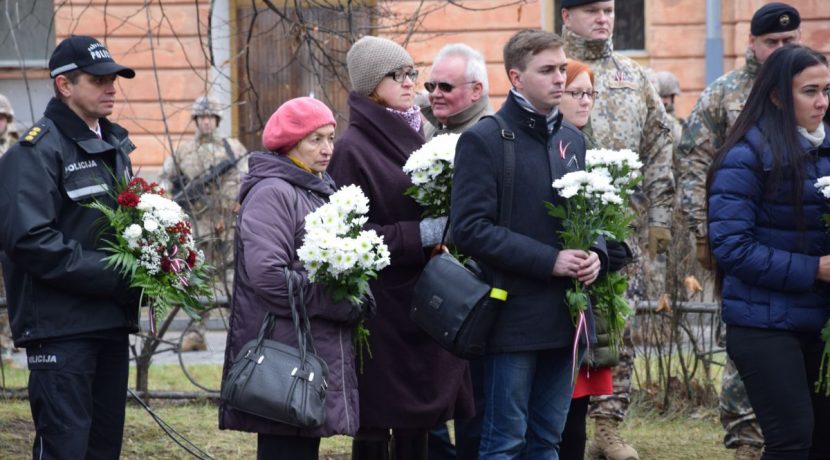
4, 1, 36, 125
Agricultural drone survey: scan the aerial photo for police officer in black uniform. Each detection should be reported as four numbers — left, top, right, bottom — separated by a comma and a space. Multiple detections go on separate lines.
0, 35, 138, 459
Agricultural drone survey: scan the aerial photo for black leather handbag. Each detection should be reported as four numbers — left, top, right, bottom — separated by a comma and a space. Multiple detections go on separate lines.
410, 114, 516, 359
221, 269, 328, 427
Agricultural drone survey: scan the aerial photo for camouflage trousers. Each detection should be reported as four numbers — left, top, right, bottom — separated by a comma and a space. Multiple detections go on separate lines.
0, 272, 13, 358
720, 337, 764, 448
184, 235, 234, 342
588, 340, 634, 421
201, 234, 234, 300
588, 221, 663, 421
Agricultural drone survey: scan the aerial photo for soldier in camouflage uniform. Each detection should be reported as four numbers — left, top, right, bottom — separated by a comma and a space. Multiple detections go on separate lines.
0, 94, 17, 364
654, 71, 683, 152
562, 1, 675, 459
679, 4, 802, 460
0, 95, 16, 153
160, 95, 248, 350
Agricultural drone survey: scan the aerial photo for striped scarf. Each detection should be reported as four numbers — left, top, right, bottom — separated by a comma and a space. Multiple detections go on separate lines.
510, 89, 559, 134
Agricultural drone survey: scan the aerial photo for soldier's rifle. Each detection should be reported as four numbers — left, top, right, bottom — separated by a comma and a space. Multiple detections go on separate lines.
170, 152, 247, 212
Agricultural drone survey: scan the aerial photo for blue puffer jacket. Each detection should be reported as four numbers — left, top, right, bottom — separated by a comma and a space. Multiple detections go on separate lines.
708, 122, 830, 332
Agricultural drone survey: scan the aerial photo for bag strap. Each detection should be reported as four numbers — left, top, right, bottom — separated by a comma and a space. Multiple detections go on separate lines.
489, 114, 516, 229
442, 114, 516, 246
434, 115, 514, 296
293, 273, 318, 355
484, 114, 515, 291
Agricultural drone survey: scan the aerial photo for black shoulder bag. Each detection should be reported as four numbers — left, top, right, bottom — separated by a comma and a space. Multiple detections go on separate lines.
221, 268, 329, 427
410, 114, 516, 359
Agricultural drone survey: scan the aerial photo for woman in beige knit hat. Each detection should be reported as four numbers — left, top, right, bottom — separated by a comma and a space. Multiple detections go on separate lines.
327, 36, 474, 460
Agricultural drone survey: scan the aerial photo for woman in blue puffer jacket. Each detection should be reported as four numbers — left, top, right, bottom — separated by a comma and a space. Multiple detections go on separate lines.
707, 44, 830, 460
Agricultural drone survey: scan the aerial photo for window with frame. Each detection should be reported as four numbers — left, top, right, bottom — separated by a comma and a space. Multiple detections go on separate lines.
553, 0, 645, 51
0, 0, 55, 67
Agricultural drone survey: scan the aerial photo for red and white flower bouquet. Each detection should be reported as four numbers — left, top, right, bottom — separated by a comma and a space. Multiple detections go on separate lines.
89, 176, 213, 335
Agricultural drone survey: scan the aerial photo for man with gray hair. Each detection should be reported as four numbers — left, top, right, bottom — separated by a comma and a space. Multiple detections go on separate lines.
422, 43, 493, 140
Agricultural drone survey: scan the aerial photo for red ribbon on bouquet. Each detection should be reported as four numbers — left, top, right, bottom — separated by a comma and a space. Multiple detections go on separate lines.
149, 306, 157, 337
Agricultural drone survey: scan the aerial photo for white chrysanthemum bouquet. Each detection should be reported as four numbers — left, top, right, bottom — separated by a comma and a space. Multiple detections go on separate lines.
89, 177, 213, 335
581, 149, 642, 357
297, 185, 391, 369
812, 176, 830, 395
402, 133, 460, 217
547, 149, 642, 359
298, 185, 390, 301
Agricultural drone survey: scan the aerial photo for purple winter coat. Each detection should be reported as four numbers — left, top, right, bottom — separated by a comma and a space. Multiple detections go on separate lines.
327, 92, 473, 430
219, 152, 360, 437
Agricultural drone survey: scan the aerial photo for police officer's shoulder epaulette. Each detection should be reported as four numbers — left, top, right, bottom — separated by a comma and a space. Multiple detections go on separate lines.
20, 123, 49, 146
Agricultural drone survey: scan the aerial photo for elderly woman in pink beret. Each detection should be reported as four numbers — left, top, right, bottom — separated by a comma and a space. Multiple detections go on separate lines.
219, 97, 371, 460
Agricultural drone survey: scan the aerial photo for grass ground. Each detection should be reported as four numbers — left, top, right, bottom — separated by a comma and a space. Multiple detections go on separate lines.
0, 363, 733, 459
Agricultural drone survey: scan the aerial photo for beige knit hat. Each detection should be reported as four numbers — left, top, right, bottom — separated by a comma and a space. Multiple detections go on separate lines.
347, 36, 414, 96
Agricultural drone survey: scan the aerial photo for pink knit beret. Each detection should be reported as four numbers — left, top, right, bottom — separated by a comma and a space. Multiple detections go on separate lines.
262, 97, 336, 154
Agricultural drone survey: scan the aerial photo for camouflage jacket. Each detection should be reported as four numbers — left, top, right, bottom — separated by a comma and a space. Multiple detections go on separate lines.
563, 27, 675, 228
679, 48, 760, 238
0, 132, 15, 156
667, 113, 685, 173
160, 132, 248, 238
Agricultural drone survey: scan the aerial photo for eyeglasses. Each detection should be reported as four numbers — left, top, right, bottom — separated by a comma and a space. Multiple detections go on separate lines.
385, 69, 419, 83
565, 90, 599, 100
424, 80, 476, 94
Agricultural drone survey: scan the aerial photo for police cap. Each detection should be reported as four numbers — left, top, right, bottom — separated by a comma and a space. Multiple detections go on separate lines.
751, 3, 800, 36
49, 35, 135, 79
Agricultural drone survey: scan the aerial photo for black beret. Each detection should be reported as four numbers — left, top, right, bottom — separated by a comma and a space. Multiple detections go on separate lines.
751, 2, 800, 36
561, 0, 605, 8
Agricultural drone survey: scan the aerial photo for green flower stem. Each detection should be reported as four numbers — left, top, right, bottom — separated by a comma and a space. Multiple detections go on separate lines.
353, 321, 372, 375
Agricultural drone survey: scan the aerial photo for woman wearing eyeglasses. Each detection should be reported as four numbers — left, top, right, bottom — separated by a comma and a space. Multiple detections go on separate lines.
328, 36, 474, 460
557, 59, 632, 460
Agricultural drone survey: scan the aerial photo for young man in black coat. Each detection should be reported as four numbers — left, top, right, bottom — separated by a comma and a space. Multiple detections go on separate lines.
451, 29, 605, 458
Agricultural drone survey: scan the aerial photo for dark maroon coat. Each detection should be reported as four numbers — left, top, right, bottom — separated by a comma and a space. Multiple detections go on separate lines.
219, 153, 359, 437
327, 92, 473, 430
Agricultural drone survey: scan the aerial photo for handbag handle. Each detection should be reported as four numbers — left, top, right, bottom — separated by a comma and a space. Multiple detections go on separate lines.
284, 267, 319, 358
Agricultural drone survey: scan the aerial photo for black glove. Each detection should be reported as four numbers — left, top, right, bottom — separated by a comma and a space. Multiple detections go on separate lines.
360, 289, 377, 321
606, 240, 634, 272
347, 289, 377, 323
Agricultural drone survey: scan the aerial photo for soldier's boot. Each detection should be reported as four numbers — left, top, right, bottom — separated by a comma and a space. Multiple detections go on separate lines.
734, 444, 762, 460
180, 331, 207, 352
587, 417, 639, 460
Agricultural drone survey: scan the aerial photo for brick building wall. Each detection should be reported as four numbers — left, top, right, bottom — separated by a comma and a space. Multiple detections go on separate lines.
1, 1, 828, 169
649, 0, 830, 118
